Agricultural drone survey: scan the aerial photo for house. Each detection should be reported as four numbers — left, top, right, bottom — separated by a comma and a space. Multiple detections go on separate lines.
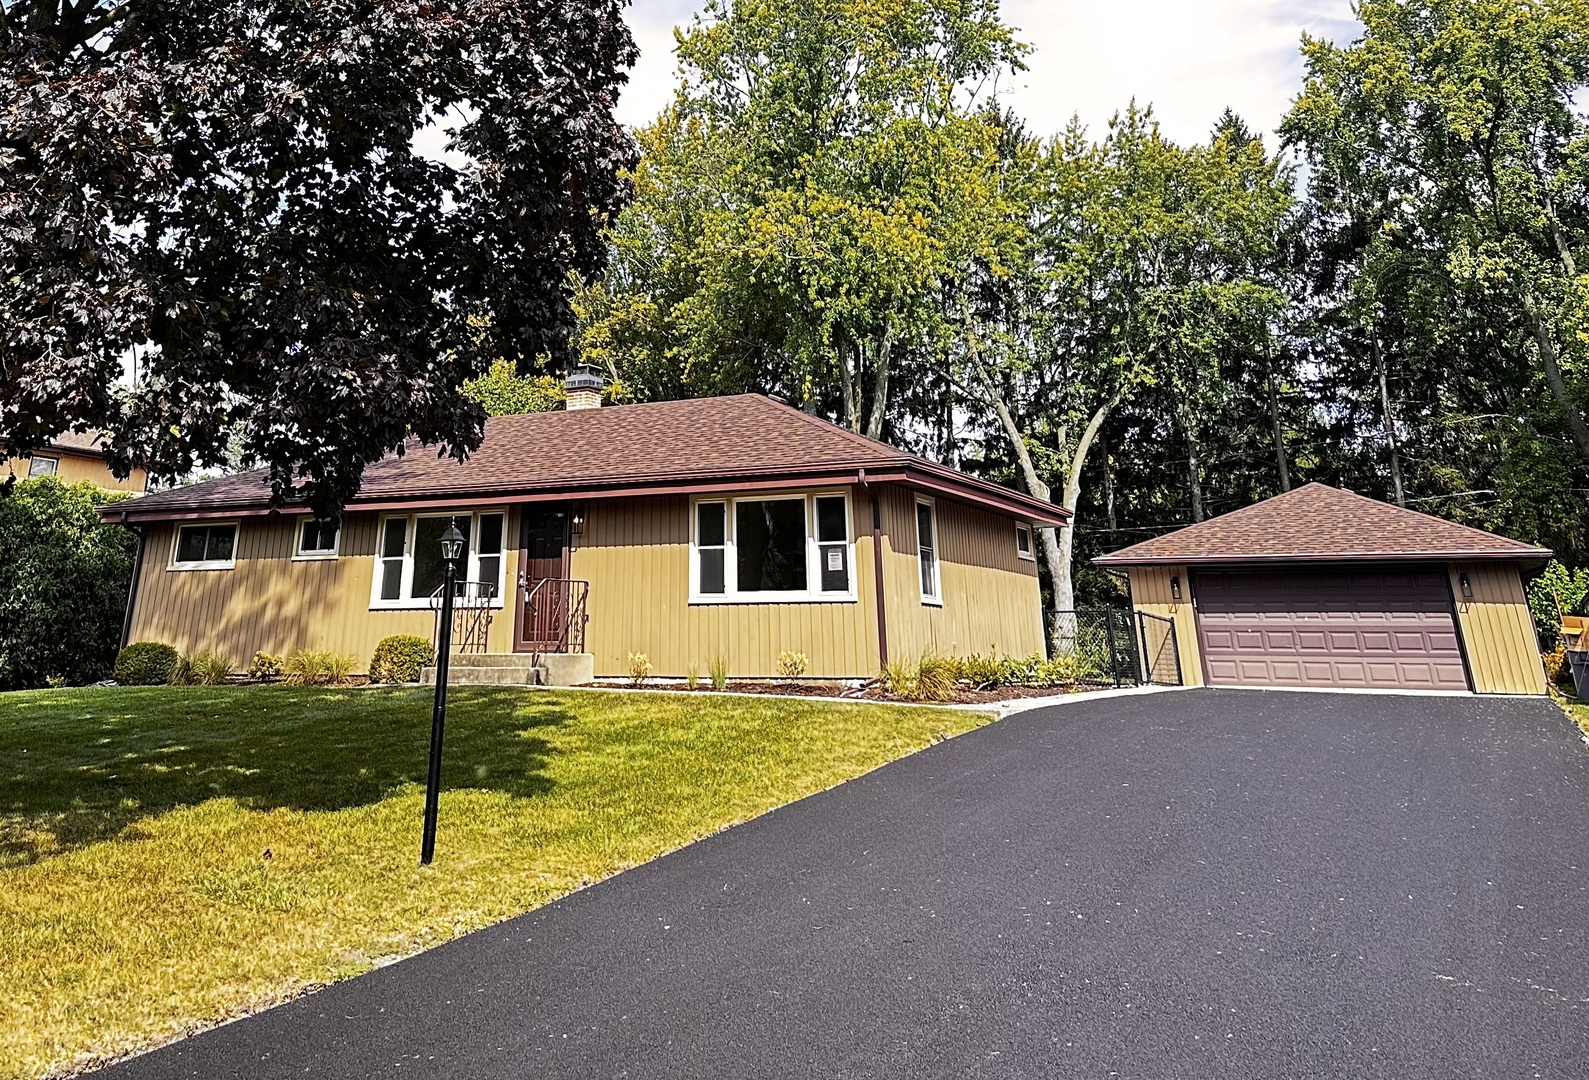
6, 431, 148, 493
1097, 483, 1550, 695
104, 382, 1063, 681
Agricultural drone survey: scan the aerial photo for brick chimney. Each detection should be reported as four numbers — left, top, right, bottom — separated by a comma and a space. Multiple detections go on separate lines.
564, 364, 605, 411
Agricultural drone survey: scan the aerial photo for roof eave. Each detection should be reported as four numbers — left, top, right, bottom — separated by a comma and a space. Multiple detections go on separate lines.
1094, 549, 1554, 567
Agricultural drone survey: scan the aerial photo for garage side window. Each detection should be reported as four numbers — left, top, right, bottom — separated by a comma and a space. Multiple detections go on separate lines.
916, 499, 940, 604
27, 455, 58, 478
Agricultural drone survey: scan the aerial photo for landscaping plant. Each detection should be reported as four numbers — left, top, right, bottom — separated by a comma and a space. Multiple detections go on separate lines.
112, 642, 179, 687
284, 651, 355, 687
709, 654, 730, 691
627, 652, 652, 686
369, 635, 434, 684
175, 652, 234, 686
912, 654, 959, 702
685, 664, 700, 691
776, 651, 809, 680
248, 653, 285, 682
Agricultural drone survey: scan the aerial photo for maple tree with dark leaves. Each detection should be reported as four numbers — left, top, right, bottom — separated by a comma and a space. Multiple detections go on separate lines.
1, 0, 638, 515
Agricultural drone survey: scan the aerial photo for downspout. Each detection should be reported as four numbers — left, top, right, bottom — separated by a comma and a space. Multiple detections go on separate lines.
859, 469, 889, 670
117, 511, 146, 651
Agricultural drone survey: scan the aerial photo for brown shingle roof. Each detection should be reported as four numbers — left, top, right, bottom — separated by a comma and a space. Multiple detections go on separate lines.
107, 395, 1065, 525
1095, 483, 1551, 566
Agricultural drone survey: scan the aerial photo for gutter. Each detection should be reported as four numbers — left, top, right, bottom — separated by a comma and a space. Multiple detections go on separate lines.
116, 511, 146, 651
1094, 549, 1554, 568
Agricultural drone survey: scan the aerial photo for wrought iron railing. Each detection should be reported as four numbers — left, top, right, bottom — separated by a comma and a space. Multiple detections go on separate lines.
521, 576, 589, 655
431, 580, 498, 655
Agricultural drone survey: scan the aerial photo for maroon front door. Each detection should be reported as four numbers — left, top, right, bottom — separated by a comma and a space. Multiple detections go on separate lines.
514, 506, 570, 652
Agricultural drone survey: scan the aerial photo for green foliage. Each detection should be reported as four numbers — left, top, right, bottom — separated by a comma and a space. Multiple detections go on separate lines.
0, 478, 138, 689
685, 664, 700, 691
709, 654, 730, 691
459, 360, 567, 417
369, 635, 434, 684
113, 642, 179, 687
1527, 562, 1589, 644
174, 652, 233, 686
247, 653, 285, 682
960, 652, 1007, 689
776, 651, 809, 679
627, 652, 652, 686
284, 651, 354, 687
913, 654, 959, 702
2, 1, 639, 520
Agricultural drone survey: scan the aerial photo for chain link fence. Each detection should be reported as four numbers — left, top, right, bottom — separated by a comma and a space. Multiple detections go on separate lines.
1051, 608, 1183, 688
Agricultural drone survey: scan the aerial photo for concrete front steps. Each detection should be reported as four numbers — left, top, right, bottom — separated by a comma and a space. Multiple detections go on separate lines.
420, 652, 594, 688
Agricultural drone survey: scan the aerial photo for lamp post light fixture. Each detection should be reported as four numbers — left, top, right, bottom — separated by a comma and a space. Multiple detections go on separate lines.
421, 518, 467, 866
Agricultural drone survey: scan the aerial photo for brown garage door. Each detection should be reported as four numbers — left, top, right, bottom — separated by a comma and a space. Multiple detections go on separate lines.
1193, 569, 1470, 691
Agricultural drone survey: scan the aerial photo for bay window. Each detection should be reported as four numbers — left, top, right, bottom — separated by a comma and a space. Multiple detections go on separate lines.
691, 492, 854, 603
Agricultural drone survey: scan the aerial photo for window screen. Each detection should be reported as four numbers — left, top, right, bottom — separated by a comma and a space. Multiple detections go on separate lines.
697, 502, 727, 594
736, 499, 807, 592
916, 502, 938, 600
815, 496, 849, 593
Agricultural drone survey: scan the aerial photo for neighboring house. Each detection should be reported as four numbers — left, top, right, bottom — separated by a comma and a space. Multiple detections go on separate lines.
5, 431, 148, 493
1098, 483, 1550, 696
104, 384, 1063, 680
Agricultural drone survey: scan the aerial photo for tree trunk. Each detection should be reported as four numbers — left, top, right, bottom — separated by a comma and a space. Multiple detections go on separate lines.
1372, 334, 1405, 506
1266, 353, 1291, 492
839, 340, 861, 432
1102, 435, 1117, 532
1183, 405, 1205, 522
1521, 285, 1589, 465
863, 321, 896, 441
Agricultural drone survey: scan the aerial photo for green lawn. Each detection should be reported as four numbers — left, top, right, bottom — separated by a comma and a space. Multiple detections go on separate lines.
0, 686, 989, 1078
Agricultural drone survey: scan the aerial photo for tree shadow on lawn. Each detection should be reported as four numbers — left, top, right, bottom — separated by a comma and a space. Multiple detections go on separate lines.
0, 686, 568, 866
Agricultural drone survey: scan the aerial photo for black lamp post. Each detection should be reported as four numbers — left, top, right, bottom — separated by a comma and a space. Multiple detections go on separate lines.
421, 519, 466, 866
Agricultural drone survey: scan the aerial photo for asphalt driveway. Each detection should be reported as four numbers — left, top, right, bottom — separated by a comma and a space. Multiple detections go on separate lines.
100, 689, 1589, 1079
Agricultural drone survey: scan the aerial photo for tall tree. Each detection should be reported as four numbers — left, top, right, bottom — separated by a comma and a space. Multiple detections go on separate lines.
1, 0, 638, 517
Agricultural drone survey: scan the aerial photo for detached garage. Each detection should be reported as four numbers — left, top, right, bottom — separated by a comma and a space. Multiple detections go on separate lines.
1097, 483, 1551, 696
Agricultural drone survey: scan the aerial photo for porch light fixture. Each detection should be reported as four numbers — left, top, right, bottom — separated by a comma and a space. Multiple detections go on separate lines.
1459, 572, 1473, 600
1170, 576, 1183, 602
570, 503, 586, 537
421, 518, 467, 865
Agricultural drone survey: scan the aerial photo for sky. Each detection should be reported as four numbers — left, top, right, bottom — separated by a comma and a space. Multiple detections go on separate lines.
614, 0, 1364, 147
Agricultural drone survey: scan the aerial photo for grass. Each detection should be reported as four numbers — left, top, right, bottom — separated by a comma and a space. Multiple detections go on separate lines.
0, 686, 989, 1078
1563, 697, 1589, 740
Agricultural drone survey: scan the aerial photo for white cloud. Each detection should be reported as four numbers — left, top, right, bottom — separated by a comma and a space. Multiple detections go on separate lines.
614, 0, 1363, 146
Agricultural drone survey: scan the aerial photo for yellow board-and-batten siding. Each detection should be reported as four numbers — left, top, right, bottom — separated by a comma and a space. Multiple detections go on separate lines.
5, 450, 148, 492
1448, 562, 1548, 696
124, 486, 1045, 678
1122, 565, 1205, 687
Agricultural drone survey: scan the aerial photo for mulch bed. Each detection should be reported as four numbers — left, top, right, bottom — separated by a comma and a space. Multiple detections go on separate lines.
593, 680, 1098, 705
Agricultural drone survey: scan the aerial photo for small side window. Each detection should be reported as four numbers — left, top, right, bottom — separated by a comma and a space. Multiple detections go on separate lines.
696, 501, 727, 595
474, 513, 505, 599
815, 495, 850, 593
27, 456, 58, 478
297, 518, 340, 558
916, 500, 940, 604
1016, 523, 1034, 560
173, 523, 238, 569
378, 518, 407, 601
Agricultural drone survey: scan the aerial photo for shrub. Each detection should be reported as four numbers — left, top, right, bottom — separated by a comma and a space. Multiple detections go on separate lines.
709, 654, 730, 691
1033, 652, 1083, 687
685, 664, 700, 691
0, 478, 138, 689
248, 652, 285, 682
878, 658, 916, 698
44, 674, 67, 689
961, 652, 1005, 689
178, 651, 233, 686
1543, 644, 1572, 688
369, 635, 434, 684
113, 642, 179, 686
776, 650, 809, 680
1527, 561, 1589, 647
628, 652, 652, 686
913, 654, 959, 702
285, 650, 355, 686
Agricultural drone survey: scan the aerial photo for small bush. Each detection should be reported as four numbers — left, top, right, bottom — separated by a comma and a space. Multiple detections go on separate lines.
776, 650, 809, 680
370, 635, 434, 684
628, 652, 652, 686
961, 651, 1005, 689
44, 674, 67, 689
685, 664, 700, 691
1543, 645, 1572, 687
878, 658, 917, 698
1033, 652, 1083, 687
180, 651, 234, 686
913, 654, 959, 702
709, 654, 729, 691
113, 642, 179, 686
285, 650, 355, 686
248, 652, 285, 682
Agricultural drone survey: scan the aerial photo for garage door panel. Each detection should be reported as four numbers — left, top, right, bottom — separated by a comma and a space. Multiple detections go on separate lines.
1195, 569, 1468, 691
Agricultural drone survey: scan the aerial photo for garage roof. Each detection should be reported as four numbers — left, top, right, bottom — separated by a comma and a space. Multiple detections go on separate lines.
1095, 483, 1552, 566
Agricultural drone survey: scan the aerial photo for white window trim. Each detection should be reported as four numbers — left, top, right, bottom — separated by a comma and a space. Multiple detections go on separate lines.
169, 521, 240, 571
1016, 523, 1035, 562
916, 496, 942, 606
690, 491, 858, 605
292, 516, 342, 561
368, 508, 509, 610
27, 455, 59, 478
